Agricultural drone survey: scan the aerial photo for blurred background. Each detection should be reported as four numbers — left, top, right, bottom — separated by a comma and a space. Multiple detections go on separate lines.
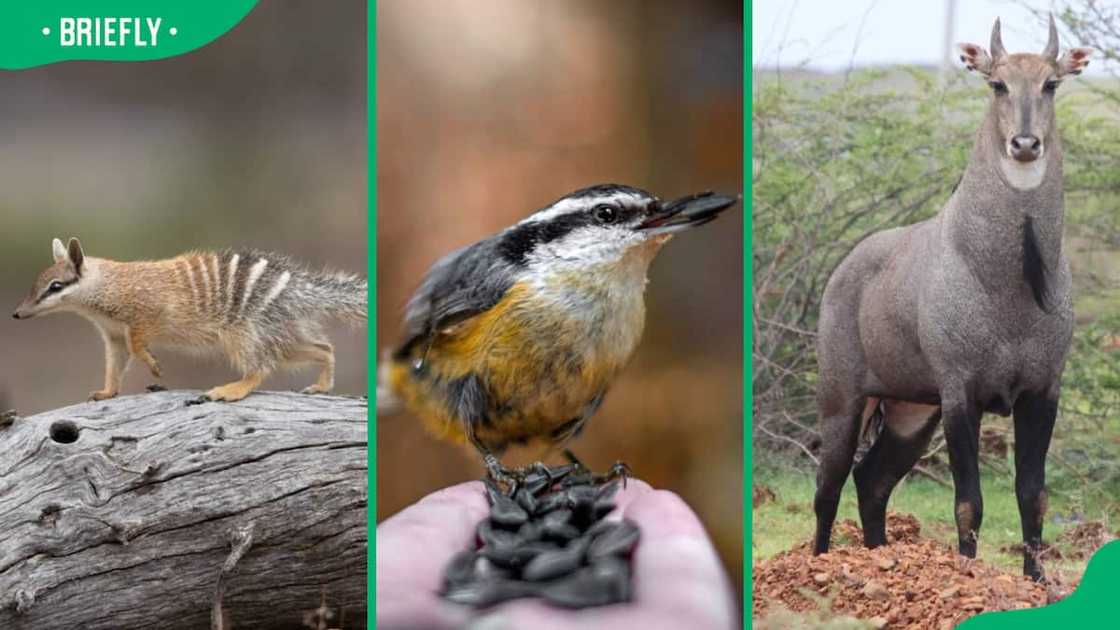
377, 0, 744, 593
0, 2, 367, 414
752, 0, 1120, 606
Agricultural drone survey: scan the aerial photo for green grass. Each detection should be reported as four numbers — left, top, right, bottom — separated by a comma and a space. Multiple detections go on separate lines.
754, 599, 877, 630
751, 464, 1113, 579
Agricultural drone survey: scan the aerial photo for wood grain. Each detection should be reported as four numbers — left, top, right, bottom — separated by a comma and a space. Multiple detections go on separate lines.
0, 391, 367, 630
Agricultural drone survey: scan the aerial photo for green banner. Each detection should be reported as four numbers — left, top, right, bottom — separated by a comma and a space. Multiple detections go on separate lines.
957, 541, 1120, 628
0, 0, 257, 69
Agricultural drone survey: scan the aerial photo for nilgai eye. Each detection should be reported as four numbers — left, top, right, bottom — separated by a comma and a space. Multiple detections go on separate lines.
593, 204, 618, 224
48, 281, 63, 293
1043, 80, 1060, 93
989, 80, 1008, 94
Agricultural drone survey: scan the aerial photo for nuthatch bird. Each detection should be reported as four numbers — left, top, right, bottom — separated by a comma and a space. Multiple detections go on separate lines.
380, 184, 738, 481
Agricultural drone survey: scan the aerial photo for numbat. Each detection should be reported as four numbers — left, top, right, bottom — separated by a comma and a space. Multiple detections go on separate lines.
12, 238, 366, 402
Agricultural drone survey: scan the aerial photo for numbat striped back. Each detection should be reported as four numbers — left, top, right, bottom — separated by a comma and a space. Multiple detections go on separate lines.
12, 238, 366, 403
170, 249, 366, 328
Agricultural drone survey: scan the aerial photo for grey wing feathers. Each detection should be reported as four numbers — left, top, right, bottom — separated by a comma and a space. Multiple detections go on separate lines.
394, 237, 515, 359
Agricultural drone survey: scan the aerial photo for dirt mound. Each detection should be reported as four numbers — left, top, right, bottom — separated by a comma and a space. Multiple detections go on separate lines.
998, 520, 1115, 562
833, 513, 922, 546
753, 513, 1069, 629
1057, 521, 1116, 559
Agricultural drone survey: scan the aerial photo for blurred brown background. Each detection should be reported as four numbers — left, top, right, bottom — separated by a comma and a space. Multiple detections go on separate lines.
0, 1, 367, 414
376, 0, 744, 591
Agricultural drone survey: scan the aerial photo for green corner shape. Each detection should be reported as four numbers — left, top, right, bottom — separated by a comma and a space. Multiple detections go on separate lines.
957, 540, 1120, 628
0, 1, 258, 70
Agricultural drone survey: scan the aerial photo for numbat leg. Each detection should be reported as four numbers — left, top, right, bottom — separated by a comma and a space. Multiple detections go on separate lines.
91, 330, 130, 401
206, 372, 266, 402
288, 341, 335, 394
128, 327, 162, 378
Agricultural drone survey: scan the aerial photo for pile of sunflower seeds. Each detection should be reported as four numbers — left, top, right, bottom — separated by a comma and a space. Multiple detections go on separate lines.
442, 464, 640, 609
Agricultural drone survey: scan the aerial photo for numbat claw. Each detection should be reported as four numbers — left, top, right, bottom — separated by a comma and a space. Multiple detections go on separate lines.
89, 389, 118, 402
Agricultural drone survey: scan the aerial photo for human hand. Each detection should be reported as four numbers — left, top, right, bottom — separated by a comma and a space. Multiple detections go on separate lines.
376, 478, 737, 630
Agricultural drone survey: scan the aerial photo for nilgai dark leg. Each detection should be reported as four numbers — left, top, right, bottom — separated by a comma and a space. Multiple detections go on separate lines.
941, 392, 984, 558
853, 404, 941, 548
813, 393, 865, 554
1013, 390, 1059, 581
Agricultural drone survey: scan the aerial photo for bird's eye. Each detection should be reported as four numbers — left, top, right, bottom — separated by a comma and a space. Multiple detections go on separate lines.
48, 281, 63, 293
592, 204, 618, 224
989, 80, 1008, 94
1043, 79, 1060, 93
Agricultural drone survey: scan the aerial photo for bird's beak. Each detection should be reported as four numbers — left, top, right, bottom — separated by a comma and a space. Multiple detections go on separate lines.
637, 191, 739, 234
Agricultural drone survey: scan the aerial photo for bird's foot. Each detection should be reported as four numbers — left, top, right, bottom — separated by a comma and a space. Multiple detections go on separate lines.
561, 449, 631, 488
483, 455, 526, 494
483, 458, 584, 496
482, 452, 632, 498
599, 460, 632, 488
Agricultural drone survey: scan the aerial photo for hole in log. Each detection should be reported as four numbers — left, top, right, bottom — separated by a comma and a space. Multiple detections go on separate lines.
50, 420, 80, 444
39, 503, 62, 527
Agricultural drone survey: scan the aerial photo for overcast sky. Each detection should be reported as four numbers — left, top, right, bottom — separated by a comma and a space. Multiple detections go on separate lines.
752, 0, 1114, 75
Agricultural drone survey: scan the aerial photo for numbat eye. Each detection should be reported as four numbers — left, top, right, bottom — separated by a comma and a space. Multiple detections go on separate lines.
48, 281, 63, 293
988, 80, 1008, 94
593, 204, 618, 224
1043, 80, 1060, 93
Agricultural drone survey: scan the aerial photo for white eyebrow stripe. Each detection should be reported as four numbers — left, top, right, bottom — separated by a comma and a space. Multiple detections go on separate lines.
521, 191, 647, 225
240, 258, 269, 314
226, 254, 240, 315
259, 270, 291, 310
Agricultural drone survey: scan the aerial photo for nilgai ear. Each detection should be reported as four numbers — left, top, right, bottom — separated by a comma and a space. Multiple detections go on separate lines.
52, 238, 67, 263
1058, 47, 1093, 76
67, 237, 84, 273
957, 42, 994, 76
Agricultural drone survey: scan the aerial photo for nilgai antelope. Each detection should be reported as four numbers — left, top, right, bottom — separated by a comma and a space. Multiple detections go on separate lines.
812, 17, 1091, 581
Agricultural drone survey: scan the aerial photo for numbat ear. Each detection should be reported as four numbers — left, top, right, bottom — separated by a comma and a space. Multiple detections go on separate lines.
1057, 47, 1093, 76
958, 42, 994, 76
52, 238, 67, 263
67, 237, 85, 273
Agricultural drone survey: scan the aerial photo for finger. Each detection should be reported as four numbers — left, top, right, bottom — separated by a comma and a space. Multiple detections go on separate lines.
624, 490, 737, 627
376, 481, 489, 630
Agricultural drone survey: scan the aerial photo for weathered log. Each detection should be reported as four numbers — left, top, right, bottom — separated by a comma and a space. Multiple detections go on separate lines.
0, 391, 367, 630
